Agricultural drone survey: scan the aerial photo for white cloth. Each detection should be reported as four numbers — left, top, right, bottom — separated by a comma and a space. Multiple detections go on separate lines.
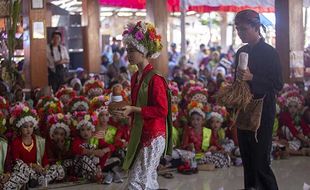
124, 136, 165, 190
46, 45, 70, 70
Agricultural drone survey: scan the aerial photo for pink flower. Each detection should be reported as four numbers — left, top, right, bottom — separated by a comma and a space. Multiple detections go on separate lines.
122, 30, 129, 36
135, 31, 144, 41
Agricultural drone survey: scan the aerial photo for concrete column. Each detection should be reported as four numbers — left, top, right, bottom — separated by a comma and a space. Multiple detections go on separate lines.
220, 12, 228, 53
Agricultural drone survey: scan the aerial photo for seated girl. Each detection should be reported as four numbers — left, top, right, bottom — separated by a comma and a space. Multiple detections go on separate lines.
7, 104, 64, 189
71, 112, 117, 184
46, 113, 74, 178
278, 91, 310, 156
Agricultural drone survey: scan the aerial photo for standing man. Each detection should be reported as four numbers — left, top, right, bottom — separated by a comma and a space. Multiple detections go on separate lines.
47, 31, 70, 92
235, 10, 283, 190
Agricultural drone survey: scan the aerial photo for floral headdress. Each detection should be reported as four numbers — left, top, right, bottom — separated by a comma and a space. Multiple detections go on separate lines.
206, 105, 228, 123
187, 86, 208, 104
9, 104, 38, 129
122, 21, 162, 59
47, 113, 71, 139
280, 83, 300, 94
69, 96, 90, 112
187, 101, 210, 119
90, 95, 109, 114
278, 91, 304, 108
72, 111, 98, 132
0, 111, 6, 134
83, 79, 105, 98
181, 80, 203, 98
36, 96, 63, 111
169, 81, 180, 104
55, 87, 76, 103
0, 96, 9, 111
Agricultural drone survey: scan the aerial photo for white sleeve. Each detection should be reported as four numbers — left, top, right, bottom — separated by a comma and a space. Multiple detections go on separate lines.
61, 46, 70, 61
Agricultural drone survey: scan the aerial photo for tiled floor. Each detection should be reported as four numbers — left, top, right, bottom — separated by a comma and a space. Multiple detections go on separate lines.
38, 157, 310, 190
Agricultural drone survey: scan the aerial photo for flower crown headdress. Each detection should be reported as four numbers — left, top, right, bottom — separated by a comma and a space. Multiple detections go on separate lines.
187, 100, 210, 119
90, 95, 109, 114
47, 113, 71, 139
83, 79, 105, 98
122, 21, 163, 59
187, 86, 208, 104
69, 96, 90, 112
72, 112, 98, 132
10, 104, 38, 129
278, 91, 304, 108
206, 105, 228, 123
55, 87, 76, 103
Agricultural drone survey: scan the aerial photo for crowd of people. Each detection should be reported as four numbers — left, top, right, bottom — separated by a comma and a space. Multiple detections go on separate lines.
0, 19, 310, 190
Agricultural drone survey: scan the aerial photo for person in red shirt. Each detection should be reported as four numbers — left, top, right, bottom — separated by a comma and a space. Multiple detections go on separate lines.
7, 104, 64, 189
116, 21, 171, 190
278, 91, 310, 156
46, 113, 74, 178
71, 112, 116, 183
90, 95, 124, 184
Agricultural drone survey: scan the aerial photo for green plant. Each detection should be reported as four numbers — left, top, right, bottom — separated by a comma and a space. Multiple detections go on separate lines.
1, 0, 22, 88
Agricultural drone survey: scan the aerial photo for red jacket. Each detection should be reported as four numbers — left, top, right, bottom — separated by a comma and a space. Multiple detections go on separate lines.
131, 64, 168, 147
12, 136, 49, 167
279, 112, 310, 138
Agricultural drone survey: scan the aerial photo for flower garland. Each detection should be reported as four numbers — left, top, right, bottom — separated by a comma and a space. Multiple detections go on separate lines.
187, 86, 208, 104
10, 104, 38, 129
83, 79, 105, 98
47, 113, 71, 138
206, 105, 228, 123
90, 95, 109, 114
187, 100, 209, 119
72, 112, 98, 132
69, 96, 90, 112
278, 91, 304, 109
122, 21, 162, 59
55, 87, 76, 103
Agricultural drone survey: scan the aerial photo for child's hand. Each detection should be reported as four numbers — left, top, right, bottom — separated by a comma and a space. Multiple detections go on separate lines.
31, 163, 44, 174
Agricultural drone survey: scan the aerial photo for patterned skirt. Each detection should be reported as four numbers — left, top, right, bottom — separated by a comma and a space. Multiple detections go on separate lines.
124, 136, 166, 190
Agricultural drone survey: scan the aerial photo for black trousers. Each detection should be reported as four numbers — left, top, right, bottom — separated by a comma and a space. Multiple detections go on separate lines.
237, 101, 278, 190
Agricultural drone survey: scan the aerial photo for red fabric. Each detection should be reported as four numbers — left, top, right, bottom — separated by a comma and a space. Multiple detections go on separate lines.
12, 136, 49, 167
210, 130, 223, 150
71, 136, 115, 156
72, 136, 116, 169
99, 0, 274, 13
131, 64, 168, 147
114, 126, 130, 148
279, 112, 310, 138
46, 139, 73, 165
181, 127, 203, 152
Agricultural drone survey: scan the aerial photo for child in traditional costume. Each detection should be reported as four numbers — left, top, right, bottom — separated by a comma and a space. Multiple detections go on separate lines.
120, 21, 172, 190
90, 95, 124, 184
7, 104, 64, 189
55, 87, 76, 113
71, 112, 116, 183
46, 113, 74, 178
278, 91, 310, 156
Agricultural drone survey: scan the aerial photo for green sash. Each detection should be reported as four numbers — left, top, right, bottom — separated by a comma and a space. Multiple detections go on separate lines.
0, 137, 8, 174
201, 128, 212, 152
90, 137, 99, 148
123, 69, 173, 170
104, 126, 118, 144
172, 126, 181, 147
218, 128, 226, 142
35, 135, 46, 165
